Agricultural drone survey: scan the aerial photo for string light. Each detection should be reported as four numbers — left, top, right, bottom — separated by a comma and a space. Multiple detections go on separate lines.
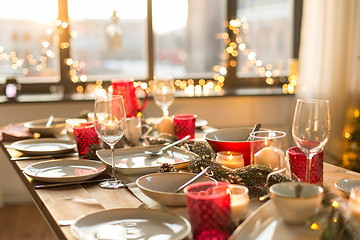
310, 223, 319, 230
0, 15, 296, 97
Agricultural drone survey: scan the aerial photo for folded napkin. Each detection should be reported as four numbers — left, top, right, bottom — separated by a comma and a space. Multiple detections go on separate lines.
0, 123, 33, 142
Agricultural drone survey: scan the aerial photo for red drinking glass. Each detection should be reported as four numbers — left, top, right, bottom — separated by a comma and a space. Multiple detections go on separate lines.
73, 122, 100, 158
184, 182, 232, 240
173, 114, 196, 140
287, 146, 323, 184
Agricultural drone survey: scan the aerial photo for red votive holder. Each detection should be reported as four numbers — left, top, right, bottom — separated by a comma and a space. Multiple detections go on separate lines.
173, 114, 196, 140
287, 146, 323, 184
184, 181, 232, 240
73, 122, 100, 158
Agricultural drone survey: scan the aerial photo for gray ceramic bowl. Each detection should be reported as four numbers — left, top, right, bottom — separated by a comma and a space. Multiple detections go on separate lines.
136, 172, 216, 207
24, 118, 67, 137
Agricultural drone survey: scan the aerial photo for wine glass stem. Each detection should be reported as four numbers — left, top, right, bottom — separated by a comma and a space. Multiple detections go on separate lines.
305, 153, 314, 183
162, 107, 169, 116
110, 145, 117, 181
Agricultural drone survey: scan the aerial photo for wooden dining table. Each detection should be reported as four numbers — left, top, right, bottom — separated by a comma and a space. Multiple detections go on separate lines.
1, 129, 359, 240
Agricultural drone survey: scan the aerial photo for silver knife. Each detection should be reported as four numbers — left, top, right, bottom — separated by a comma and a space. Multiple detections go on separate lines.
34, 178, 110, 189
11, 153, 79, 161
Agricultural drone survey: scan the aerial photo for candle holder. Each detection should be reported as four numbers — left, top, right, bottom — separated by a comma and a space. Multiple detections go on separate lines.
173, 114, 196, 140
73, 122, 100, 158
287, 146, 323, 184
249, 130, 286, 170
184, 182, 232, 240
216, 151, 244, 169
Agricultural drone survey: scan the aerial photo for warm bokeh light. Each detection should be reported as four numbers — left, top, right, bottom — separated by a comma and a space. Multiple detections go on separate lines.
344, 132, 351, 139
354, 109, 360, 118
310, 223, 319, 230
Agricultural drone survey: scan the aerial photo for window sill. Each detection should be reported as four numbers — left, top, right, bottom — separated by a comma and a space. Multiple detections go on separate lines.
0, 87, 292, 104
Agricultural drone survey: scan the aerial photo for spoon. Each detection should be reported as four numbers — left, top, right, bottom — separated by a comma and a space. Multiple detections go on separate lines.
246, 123, 262, 141
145, 135, 191, 156
175, 166, 211, 193
45, 115, 54, 128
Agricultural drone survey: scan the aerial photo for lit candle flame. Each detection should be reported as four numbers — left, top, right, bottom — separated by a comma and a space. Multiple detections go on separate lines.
310, 223, 319, 230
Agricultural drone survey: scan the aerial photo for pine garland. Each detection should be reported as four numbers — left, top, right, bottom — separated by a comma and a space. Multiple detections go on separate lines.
186, 140, 293, 198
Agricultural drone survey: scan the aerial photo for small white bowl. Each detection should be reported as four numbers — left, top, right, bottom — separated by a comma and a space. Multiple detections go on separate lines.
269, 182, 323, 225
24, 118, 67, 137
136, 172, 216, 207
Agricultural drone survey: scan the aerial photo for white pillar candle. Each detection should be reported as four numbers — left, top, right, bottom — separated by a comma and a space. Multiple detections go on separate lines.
230, 185, 249, 221
125, 116, 142, 145
156, 116, 175, 136
216, 151, 244, 169
254, 146, 281, 170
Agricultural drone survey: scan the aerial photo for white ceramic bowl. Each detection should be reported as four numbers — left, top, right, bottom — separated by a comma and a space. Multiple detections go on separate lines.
24, 118, 67, 137
136, 172, 216, 207
269, 182, 323, 225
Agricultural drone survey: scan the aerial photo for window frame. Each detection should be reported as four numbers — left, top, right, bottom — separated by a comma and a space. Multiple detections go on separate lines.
2, 0, 302, 96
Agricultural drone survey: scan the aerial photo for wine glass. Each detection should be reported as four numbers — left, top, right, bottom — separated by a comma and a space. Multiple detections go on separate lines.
152, 77, 175, 116
94, 95, 126, 189
292, 98, 330, 183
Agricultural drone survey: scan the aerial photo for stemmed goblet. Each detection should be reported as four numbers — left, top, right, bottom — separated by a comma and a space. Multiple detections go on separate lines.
94, 95, 126, 189
153, 77, 175, 116
292, 98, 330, 183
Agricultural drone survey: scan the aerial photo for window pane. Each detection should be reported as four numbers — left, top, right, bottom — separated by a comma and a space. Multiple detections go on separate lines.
68, 0, 148, 82
153, 0, 226, 79
236, 0, 292, 78
0, 0, 59, 84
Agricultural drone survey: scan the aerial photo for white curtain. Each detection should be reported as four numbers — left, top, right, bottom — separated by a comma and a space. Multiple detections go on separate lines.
297, 0, 360, 161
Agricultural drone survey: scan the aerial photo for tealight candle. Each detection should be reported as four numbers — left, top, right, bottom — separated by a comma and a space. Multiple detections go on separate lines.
254, 146, 281, 170
229, 185, 249, 221
216, 151, 244, 169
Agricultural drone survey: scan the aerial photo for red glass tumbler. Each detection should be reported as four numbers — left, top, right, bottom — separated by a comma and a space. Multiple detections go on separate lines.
173, 114, 196, 140
184, 182, 232, 240
73, 122, 100, 158
287, 146, 323, 184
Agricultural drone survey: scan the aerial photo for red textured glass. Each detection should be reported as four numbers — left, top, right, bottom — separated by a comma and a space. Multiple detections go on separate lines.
184, 182, 232, 240
73, 122, 100, 158
287, 146, 323, 184
173, 114, 196, 140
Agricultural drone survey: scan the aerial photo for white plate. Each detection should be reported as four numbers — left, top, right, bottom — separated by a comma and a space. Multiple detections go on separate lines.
96, 145, 196, 175
335, 178, 360, 196
23, 159, 106, 183
71, 208, 191, 240
229, 200, 322, 240
10, 138, 76, 155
